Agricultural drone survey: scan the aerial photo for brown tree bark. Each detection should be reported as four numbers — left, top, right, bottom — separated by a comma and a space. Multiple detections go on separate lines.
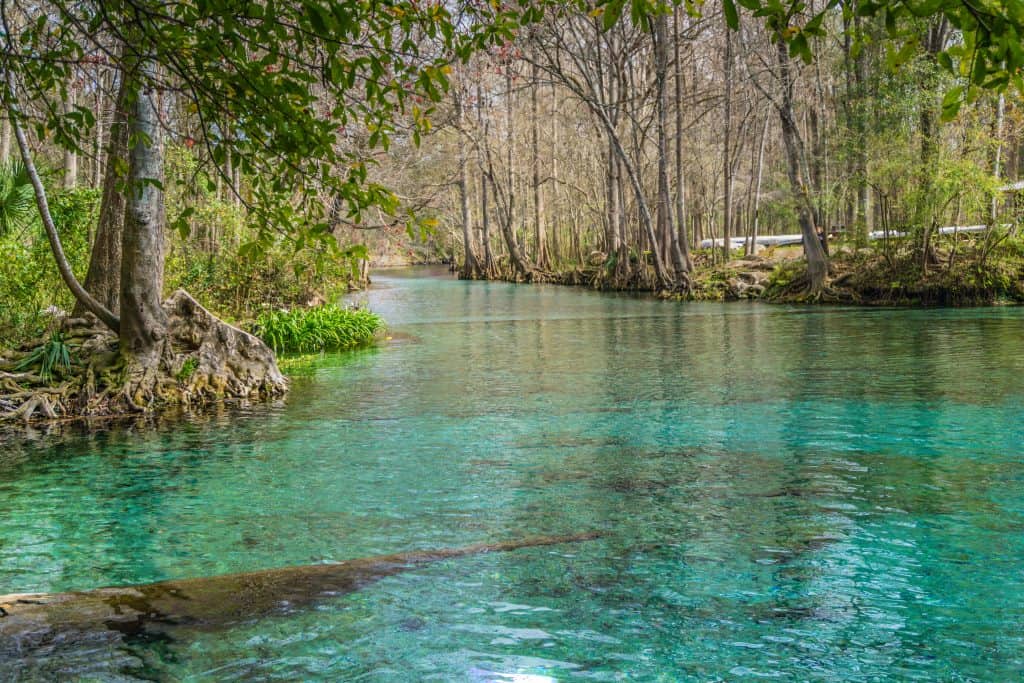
455, 89, 480, 278
672, 6, 694, 273
531, 61, 548, 269
722, 27, 734, 264
75, 71, 129, 317
119, 57, 169, 365
653, 12, 686, 285
774, 40, 828, 294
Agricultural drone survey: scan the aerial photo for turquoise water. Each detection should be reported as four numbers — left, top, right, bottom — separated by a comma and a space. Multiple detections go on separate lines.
2, 266, 1024, 680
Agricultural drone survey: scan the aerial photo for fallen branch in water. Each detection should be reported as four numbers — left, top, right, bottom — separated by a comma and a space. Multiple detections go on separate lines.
0, 531, 600, 656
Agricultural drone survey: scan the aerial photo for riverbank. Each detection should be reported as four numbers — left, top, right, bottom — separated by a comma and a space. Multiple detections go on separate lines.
0, 299, 384, 426
480, 235, 1024, 307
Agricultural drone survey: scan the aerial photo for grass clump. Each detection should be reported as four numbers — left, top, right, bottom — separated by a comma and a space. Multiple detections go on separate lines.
252, 304, 383, 355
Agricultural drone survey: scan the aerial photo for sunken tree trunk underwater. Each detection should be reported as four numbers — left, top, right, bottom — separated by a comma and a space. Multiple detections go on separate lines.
0, 532, 600, 657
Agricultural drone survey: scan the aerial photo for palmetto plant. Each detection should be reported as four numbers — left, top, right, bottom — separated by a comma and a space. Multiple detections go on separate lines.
0, 160, 36, 237
15, 331, 72, 380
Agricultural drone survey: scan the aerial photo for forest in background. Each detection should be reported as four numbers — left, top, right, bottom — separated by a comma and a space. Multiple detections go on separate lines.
421, 2, 1024, 302
2, 0, 1024, 423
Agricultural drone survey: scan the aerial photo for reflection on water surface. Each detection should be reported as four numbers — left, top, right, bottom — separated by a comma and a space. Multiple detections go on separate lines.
1, 267, 1022, 680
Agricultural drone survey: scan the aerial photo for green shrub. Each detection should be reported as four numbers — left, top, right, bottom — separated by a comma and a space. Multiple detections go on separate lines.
163, 199, 363, 321
765, 261, 805, 294
0, 186, 97, 345
252, 304, 383, 355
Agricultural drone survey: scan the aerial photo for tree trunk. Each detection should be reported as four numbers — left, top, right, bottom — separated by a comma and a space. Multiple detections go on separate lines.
119, 57, 169, 366
722, 28, 734, 264
455, 91, 480, 279
0, 114, 10, 163
92, 78, 105, 189
775, 40, 828, 294
75, 71, 129, 317
62, 76, 78, 189
673, 6, 693, 273
653, 12, 686, 285
748, 109, 770, 256
549, 82, 561, 266
531, 61, 548, 269
476, 82, 495, 275
842, 5, 870, 244
491, 68, 533, 279
991, 92, 1005, 223
481, 165, 494, 275
916, 18, 949, 266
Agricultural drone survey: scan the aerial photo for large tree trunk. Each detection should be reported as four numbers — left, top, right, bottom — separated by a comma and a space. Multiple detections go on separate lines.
775, 40, 828, 295
119, 57, 169, 369
75, 71, 129, 317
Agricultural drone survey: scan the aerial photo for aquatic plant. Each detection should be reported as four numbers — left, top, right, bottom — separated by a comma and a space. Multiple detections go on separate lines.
253, 304, 383, 355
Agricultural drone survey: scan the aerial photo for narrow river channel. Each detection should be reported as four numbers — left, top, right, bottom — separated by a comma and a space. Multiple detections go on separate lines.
2, 267, 1023, 680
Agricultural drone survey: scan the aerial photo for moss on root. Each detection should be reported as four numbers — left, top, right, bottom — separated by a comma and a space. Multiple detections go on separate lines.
1, 290, 287, 424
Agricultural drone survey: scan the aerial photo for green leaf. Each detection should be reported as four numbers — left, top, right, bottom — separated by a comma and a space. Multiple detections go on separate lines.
602, 0, 626, 30
789, 33, 811, 64
940, 85, 964, 121
723, 0, 739, 29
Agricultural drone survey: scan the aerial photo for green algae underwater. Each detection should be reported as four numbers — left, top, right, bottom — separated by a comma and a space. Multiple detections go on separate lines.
1, 266, 1022, 680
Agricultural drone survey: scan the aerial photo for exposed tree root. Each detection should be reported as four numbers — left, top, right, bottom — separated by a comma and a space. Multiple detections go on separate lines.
0, 290, 287, 425
0, 531, 601, 657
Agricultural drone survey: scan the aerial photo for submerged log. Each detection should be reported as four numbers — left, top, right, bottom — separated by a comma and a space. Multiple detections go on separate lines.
0, 532, 599, 656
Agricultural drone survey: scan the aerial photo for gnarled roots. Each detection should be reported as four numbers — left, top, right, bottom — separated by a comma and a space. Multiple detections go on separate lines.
1, 290, 287, 423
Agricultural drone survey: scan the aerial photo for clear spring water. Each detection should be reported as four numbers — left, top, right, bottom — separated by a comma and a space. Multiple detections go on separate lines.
2, 266, 1023, 681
